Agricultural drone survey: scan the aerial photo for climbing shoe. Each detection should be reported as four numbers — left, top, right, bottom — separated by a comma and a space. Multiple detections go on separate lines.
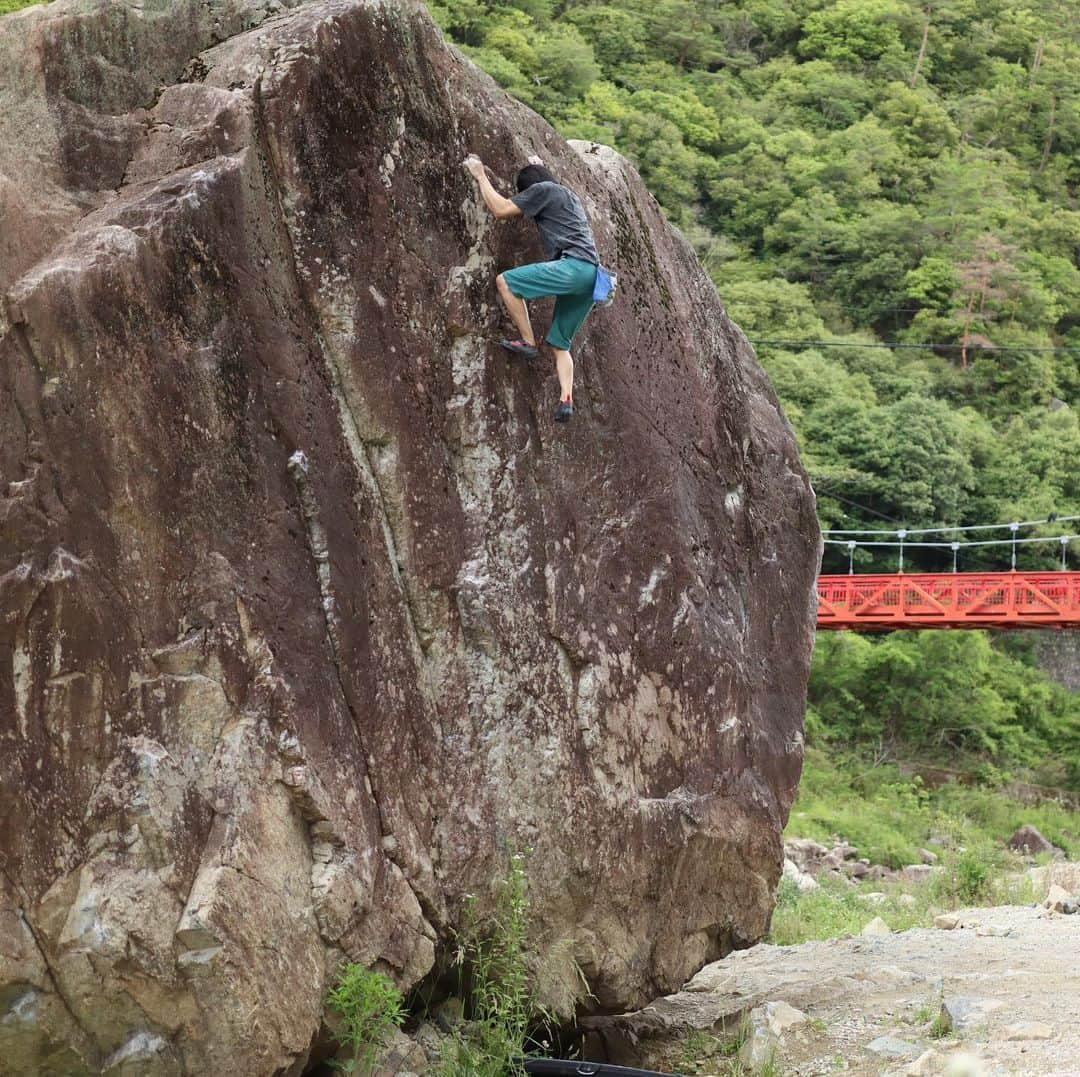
500, 338, 539, 359
554, 400, 574, 423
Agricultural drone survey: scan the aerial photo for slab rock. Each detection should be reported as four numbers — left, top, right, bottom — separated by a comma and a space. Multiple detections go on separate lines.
866, 1035, 922, 1060
0, 1, 819, 1075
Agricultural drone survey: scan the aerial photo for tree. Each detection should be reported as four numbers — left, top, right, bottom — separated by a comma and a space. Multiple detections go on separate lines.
951, 233, 1019, 367
799, 0, 915, 67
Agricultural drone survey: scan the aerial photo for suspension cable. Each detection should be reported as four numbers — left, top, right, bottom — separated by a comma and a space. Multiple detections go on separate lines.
823, 514, 1080, 537
822, 534, 1080, 549
824, 532, 1079, 573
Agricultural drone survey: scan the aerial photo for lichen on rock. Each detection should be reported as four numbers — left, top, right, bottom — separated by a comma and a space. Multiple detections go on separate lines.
0, 1, 819, 1073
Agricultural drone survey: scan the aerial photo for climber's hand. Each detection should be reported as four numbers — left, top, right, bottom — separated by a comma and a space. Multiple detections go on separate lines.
464, 154, 520, 218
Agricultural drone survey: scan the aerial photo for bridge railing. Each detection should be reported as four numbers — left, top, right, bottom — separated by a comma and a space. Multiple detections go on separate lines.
817, 570, 1080, 630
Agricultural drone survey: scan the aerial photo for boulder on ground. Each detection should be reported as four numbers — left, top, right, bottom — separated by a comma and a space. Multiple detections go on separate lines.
783, 838, 829, 873
905, 1048, 941, 1075
0, 0, 820, 1072
782, 858, 819, 893
738, 1001, 808, 1069
938, 996, 1004, 1033
974, 923, 1011, 937
1008, 824, 1060, 857
866, 1035, 921, 1059
902, 864, 937, 883
861, 916, 891, 936
1044, 884, 1078, 914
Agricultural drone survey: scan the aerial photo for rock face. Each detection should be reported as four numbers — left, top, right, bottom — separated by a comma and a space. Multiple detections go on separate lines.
0, 1, 819, 1073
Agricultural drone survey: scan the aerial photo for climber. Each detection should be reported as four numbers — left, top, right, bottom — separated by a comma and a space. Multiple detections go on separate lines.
464, 152, 601, 423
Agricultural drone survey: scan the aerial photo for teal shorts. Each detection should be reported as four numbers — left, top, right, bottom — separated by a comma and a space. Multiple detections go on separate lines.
502, 257, 597, 350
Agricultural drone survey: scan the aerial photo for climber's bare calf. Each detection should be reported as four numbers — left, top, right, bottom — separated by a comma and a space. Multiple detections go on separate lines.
465, 152, 600, 424
494, 271, 535, 347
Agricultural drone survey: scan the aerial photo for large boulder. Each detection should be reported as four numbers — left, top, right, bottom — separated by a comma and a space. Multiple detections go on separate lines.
0, 0, 820, 1073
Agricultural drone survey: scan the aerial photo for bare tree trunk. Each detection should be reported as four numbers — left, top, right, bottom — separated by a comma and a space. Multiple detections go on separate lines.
1040, 93, 1057, 173
1031, 37, 1045, 83
911, 9, 931, 87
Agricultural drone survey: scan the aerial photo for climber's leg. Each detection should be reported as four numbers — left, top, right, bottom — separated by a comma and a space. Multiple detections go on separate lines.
546, 279, 595, 421
551, 347, 575, 422
498, 259, 586, 356
499, 260, 596, 421
495, 272, 537, 353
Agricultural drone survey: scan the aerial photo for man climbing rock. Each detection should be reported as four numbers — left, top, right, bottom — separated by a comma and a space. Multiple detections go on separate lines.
465, 153, 601, 423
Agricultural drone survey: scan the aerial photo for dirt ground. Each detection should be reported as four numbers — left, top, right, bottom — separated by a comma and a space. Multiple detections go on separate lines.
596, 905, 1080, 1076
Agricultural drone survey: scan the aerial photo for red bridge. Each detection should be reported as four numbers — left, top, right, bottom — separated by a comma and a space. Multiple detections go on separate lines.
817, 571, 1080, 630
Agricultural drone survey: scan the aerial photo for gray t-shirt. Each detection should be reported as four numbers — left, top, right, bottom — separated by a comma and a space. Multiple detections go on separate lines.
511, 181, 599, 265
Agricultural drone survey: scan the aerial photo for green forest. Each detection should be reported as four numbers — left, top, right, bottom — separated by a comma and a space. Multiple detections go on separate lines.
427, 0, 1080, 788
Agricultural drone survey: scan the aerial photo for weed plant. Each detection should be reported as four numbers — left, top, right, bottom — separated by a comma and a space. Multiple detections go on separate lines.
326, 965, 407, 1074
437, 850, 542, 1077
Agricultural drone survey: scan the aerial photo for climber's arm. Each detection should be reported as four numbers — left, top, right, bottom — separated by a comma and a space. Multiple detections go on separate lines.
464, 155, 522, 219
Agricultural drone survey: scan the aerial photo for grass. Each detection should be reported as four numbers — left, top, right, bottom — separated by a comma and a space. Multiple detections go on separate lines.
673, 1030, 728, 1073
928, 1008, 952, 1040
0, 1, 45, 14
912, 996, 936, 1026
788, 747, 1080, 868
770, 748, 1065, 945
769, 874, 934, 946
666, 1012, 799, 1076
327, 852, 548, 1077
770, 845, 1041, 946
